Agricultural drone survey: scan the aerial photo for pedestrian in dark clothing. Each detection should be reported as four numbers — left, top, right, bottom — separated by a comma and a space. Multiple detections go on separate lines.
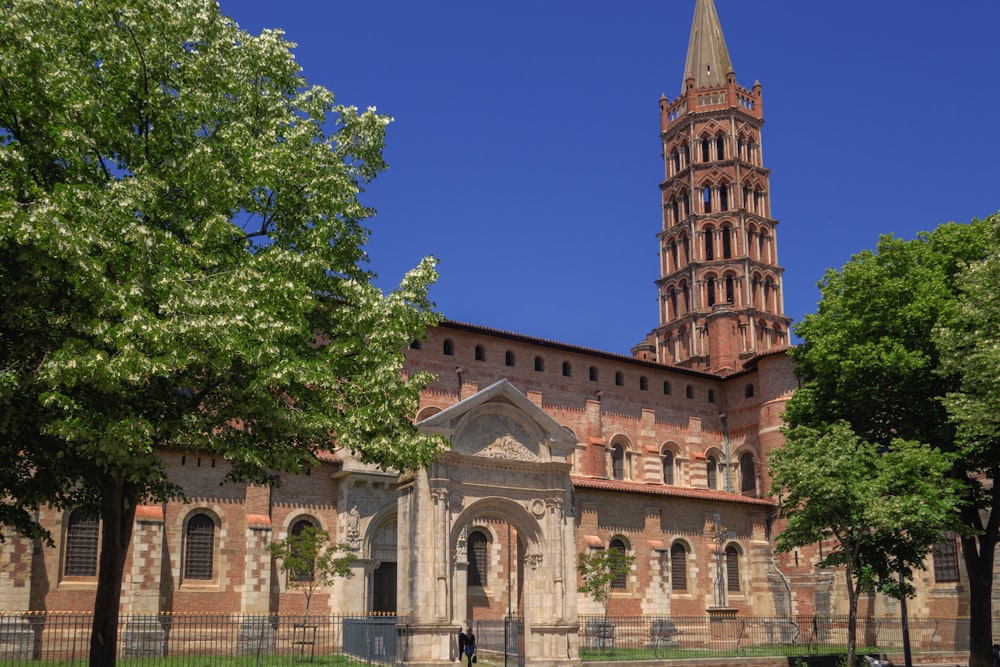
992, 643, 999, 667
458, 627, 476, 666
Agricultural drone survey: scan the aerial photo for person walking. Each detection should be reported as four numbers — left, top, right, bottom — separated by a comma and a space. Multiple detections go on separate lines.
458, 626, 476, 665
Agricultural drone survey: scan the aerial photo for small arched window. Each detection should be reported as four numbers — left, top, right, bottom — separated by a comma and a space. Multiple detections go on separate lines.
611, 444, 625, 481
722, 226, 732, 257
716, 136, 725, 160
685, 385, 694, 399
725, 275, 735, 303
707, 455, 719, 490
701, 138, 711, 162
474, 345, 485, 362
670, 543, 687, 590
719, 185, 729, 212
662, 450, 675, 485
726, 545, 741, 591
184, 513, 215, 581
703, 187, 712, 214
505, 351, 515, 367
639, 376, 648, 391
708, 389, 716, 403
468, 531, 488, 587
615, 371, 624, 387
609, 539, 628, 590
64, 508, 99, 577
562, 361, 572, 377
740, 453, 756, 493
534, 356, 544, 372
704, 228, 714, 259
745, 384, 754, 398
589, 366, 599, 382
443, 339, 454, 356
663, 381, 672, 395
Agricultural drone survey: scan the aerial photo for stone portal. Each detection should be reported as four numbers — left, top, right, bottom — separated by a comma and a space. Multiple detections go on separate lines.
399, 380, 580, 667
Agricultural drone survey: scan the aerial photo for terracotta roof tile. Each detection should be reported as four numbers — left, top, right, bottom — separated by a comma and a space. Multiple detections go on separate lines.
572, 476, 775, 507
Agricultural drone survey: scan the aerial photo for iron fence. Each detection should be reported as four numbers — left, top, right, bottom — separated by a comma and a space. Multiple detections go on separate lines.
0, 612, 987, 665
0, 612, 408, 666
576, 615, 988, 661
475, 615, 524, 667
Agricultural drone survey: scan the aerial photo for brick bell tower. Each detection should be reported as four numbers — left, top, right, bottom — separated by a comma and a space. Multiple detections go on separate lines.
633, 0, 791, 374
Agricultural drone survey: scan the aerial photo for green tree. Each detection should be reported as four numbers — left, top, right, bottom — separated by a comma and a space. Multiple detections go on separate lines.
934, 213, 1000, 667
785, 217, 996, 667
577, 545, 635, 618
769, 422, 960, 667
268, 524, 356, 616
0, 1, 441, 665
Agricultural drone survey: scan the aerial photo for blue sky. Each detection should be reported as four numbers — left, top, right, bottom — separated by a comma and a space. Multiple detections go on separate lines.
221, 1, 1000, 355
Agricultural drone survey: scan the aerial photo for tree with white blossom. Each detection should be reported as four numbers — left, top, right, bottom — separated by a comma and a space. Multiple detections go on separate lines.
0, 1, 441, 664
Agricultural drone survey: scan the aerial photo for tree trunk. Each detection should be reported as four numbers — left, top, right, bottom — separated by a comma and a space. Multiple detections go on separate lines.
89, 473, 140, 667
845, 560, 858, 667
961, 498, 998, 667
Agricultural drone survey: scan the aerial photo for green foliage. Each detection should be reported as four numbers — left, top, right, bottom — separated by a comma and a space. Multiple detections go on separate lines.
769, 421, 960, 666
935, 214, 1000, 473
577, 547, 635, 616
0, 0, 442, 538
779, 215, 1000, 667
771, 422, 959, 581
268, 525, 356, 615
786, 220, 989, 449
0, 1, 441, 663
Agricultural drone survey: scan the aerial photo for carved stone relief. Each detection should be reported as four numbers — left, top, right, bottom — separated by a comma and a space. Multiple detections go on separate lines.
458, 413, 542, 462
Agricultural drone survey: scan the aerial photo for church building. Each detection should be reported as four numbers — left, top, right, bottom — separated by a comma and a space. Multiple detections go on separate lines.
0, 1, 973, 666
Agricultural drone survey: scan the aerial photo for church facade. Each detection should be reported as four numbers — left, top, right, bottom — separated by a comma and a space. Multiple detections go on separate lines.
0, 1, 976, 666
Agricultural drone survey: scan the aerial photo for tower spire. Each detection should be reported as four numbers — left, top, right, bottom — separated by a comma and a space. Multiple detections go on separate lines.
682, 0, 733, 93
631, 0, 789, 373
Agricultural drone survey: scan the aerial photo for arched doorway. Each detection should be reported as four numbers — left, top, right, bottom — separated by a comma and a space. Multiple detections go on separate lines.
366, 512, 398, 613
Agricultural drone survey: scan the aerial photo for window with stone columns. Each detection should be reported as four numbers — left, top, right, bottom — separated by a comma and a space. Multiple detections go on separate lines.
661, 447, 676, 485
64, 508, 99, 577
740, 453, 756, 493
611, 444, 626, 481
707, 455, 719, 490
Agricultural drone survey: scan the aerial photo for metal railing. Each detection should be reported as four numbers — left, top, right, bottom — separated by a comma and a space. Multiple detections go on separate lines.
576, 615, 986, 661
0, 612, 986, 665
0, 612, 408, 666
